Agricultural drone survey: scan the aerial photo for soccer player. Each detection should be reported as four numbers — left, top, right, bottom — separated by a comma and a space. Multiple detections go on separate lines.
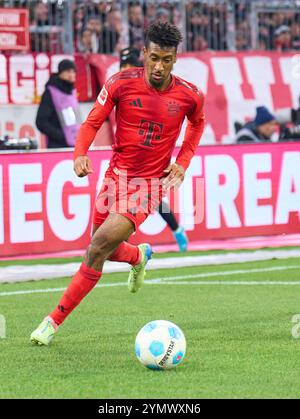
30, 21, 205, 346
120, 47, 189, 251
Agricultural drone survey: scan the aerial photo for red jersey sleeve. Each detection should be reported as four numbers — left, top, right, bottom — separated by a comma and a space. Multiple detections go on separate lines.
73, 77, 119, 160
175, 91, 205, 171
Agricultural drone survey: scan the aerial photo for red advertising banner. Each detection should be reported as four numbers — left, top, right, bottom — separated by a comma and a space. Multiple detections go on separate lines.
0, 143, 299, 257
0, 8, 29, 51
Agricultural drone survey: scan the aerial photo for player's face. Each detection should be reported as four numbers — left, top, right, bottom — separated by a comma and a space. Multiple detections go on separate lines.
143, 42, 177, 90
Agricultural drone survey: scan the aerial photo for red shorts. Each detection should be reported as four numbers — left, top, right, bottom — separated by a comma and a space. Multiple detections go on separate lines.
93, 167, 164, 230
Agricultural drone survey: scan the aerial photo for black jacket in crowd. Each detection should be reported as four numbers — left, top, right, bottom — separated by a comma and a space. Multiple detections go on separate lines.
36, 74, 75, 148
235, 121, 272, 143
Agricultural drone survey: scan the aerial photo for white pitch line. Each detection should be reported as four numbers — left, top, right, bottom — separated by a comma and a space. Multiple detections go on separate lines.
1, 264, 300, 297
0, 281, 127, 297
163, 281, 300, 285
151, 265, 300, 281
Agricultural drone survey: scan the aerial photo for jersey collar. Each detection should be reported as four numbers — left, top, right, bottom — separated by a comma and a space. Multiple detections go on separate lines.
143, 68, 175, 94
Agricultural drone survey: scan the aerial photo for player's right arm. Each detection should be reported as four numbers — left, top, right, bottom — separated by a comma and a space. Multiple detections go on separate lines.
74, 81, 118, 177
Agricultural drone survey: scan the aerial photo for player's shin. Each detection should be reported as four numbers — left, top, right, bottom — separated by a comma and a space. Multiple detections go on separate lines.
49, 263, 102, 325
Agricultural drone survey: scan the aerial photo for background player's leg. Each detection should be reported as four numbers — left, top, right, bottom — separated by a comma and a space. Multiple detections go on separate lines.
158, 200, 179, 231
158, 200, 188, 251
48, 213, 135, 326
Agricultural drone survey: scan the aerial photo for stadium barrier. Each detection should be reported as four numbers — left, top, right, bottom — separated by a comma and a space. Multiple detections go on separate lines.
0, 143, 299, 257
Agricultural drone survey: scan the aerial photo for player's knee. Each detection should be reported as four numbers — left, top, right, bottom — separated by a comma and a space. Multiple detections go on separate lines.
87, 232, 118, 262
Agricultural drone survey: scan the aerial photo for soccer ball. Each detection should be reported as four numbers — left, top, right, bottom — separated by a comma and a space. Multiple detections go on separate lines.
135, 320, 186, 370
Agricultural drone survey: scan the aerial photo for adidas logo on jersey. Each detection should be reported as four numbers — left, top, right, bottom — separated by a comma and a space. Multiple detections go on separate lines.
129, 98, 143, 108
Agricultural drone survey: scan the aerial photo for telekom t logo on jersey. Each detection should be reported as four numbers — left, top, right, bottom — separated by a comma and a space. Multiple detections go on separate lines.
138, 119, 163, 147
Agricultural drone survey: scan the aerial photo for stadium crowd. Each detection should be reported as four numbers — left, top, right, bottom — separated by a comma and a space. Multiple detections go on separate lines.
73, 0, 300, 53
1, 0, 300, 53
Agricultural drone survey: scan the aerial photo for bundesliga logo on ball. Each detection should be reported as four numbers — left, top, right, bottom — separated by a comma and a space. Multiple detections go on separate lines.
135, 320, 186, 370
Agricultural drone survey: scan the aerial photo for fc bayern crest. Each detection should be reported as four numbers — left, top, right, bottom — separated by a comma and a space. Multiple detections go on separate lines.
167, 101, 180, 116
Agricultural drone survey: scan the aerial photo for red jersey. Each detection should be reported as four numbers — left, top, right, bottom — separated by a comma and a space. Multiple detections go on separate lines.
74, 67, 205, 178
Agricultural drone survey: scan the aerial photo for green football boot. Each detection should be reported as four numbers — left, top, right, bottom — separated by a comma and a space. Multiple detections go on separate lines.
128, 243, 153, 293
30, 316, 58, 346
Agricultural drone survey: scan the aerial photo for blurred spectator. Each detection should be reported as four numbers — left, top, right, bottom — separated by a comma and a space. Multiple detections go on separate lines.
258, 23, 271, 49
98, 9, 122, 53
156, 8, 170, 23
74, 4, 85, 42
30, 1, 50, 52
36, 59, 81, 149
192, 34, 208, 51
77, 28, 94, 53
144, 2, 157, 27
274, 25, 292, 51
86, 17, 103, 52
235, 20, 250, 51
291, 22, 300, 50
236, 106, 277, 143
272, 12, 287, 29
106, 9, 123, 34
98, 28, 118, 54
187, 8, 208, 51
128, 1, 145, 49
33, 1, 49, 26
172, 7, 182, 26
234, 2, 248, 23
235, 30, 249, 51
30, 0, 64, 53
95, 0, 114, 22
75, 0, 108, 22
186, 3, 226, 51
211, 5, 227, 50
257, 36, 268, 51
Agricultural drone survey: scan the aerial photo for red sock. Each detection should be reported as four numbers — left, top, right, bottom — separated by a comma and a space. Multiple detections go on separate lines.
108, 241, 141, 265
49, 263, 102, 325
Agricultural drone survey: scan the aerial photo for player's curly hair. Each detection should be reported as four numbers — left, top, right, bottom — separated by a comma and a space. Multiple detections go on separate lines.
145, 21, 183, 50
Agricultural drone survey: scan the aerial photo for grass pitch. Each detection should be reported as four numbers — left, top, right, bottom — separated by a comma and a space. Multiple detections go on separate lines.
1, 252, 300, 399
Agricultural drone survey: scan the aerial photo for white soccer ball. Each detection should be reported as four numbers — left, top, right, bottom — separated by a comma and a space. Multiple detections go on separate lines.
135, 320, 186, 370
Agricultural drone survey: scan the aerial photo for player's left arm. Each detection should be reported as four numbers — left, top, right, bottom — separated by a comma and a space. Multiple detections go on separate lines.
163, 92, 205, 190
